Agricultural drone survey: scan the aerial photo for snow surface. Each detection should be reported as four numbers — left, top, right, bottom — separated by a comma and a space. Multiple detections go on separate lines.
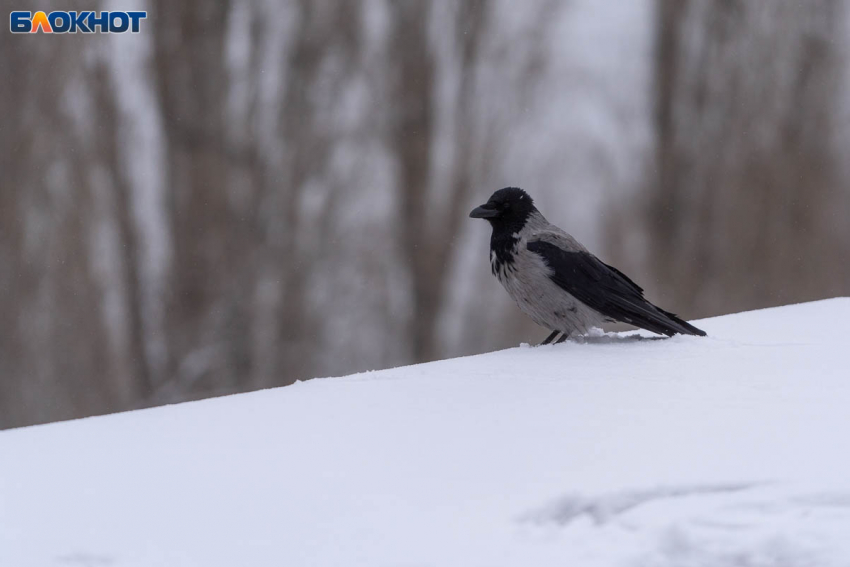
2, 298, 849, 567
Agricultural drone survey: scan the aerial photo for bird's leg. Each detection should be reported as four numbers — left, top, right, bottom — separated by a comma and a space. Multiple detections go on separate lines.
554, 333, 570, 344
538, 330, 561, 346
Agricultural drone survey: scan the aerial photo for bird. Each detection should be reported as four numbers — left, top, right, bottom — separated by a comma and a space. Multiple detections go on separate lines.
469, 187, 706, 343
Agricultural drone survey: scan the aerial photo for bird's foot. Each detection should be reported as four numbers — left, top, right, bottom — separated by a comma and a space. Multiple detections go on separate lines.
537, 330, 562, 346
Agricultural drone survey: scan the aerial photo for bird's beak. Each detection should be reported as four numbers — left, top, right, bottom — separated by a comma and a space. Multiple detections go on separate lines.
469, 203, 499, 219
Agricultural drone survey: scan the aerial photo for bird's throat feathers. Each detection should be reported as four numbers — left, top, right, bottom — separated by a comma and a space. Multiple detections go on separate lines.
488, 210, 547, 276
490, 231, 519, 276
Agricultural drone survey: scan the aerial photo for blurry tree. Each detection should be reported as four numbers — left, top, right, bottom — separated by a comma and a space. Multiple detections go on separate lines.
388, 1, 490, 362
151, 0, 243, 399
0, 8, 137, 426
620, 0, 850, 317
147, 0, 368, 401
90, 63, 154, 403
388, 1, 560, 362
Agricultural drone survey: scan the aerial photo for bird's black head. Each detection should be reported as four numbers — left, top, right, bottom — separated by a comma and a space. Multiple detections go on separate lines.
469, 187, 537, 232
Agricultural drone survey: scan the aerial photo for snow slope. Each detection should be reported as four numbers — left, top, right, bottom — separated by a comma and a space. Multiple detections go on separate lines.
2, 299, 849, 567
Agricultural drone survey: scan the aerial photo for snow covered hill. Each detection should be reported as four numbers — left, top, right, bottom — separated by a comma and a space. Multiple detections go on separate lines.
2, 299, 849, 567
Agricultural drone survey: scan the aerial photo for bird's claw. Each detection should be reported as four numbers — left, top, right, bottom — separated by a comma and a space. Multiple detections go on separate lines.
537, 330, 562, 346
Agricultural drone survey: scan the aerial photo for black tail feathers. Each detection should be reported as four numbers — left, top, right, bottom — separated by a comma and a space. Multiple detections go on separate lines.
654, 307, 707, 337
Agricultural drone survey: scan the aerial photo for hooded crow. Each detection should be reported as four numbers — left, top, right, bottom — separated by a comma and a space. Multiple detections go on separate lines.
470, 187, 706, 343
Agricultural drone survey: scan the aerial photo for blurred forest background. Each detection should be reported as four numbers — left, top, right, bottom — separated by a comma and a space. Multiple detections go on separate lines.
2, 0, 849, 429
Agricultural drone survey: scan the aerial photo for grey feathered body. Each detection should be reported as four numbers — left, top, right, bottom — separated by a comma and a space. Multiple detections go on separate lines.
490, 211, 606, 336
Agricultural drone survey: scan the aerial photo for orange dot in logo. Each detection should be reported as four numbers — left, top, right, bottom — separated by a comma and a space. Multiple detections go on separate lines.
31, 11, 53, 33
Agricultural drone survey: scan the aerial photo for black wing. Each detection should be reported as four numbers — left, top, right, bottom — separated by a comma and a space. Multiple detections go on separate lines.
527, 240, 706, 337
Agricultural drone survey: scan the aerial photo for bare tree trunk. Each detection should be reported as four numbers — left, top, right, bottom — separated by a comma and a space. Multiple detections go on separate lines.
91, 65, 155, 402
152, 0, 240, 397
649, 0, 689, 289
390, 1, 438, 362
389, 1, 490, 363
0, 26, 120, 427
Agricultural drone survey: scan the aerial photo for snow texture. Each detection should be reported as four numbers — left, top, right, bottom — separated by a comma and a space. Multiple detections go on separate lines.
1, 298, 849, 567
